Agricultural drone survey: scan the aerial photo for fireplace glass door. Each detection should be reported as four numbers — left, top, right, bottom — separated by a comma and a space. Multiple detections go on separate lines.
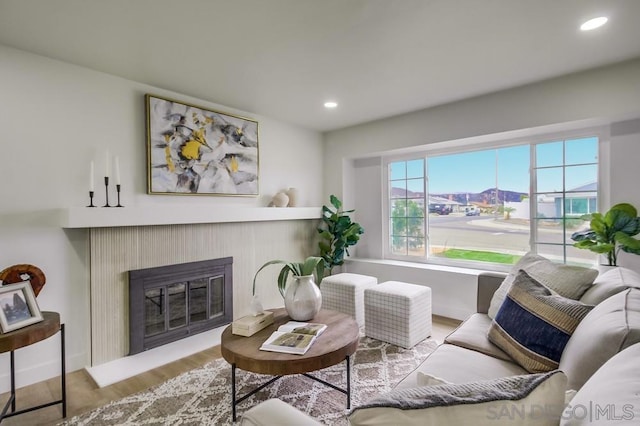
143, 277, 225, 338
129, 257, 233, 355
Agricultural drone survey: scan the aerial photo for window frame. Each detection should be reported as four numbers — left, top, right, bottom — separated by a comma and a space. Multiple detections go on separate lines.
384, 154, 428, 261
382, 126, 608, 270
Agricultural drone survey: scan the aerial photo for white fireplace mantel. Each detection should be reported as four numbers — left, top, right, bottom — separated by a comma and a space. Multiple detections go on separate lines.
56, 206, 322, 228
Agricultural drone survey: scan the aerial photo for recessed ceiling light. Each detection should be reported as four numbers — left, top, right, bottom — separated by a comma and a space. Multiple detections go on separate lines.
324, 101, 338, 109
580, 16, 608, 31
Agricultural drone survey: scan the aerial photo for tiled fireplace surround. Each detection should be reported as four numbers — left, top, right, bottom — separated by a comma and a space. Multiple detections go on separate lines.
86, 215, 318, 383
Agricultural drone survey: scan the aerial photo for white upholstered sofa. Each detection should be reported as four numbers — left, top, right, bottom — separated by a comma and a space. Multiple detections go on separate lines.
241, 257, 640, 425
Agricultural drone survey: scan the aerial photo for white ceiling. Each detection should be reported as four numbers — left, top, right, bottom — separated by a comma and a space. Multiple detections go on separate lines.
1, 0, 640, 132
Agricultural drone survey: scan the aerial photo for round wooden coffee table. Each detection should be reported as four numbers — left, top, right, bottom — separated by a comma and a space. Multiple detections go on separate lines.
221, 308, 359, 421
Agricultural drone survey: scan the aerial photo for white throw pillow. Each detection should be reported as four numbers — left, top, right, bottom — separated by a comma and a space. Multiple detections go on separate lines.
579, 266, 640, 305
349, 371, 567, 426
560, 343, 640, 425
564, 390, 577, 404
488, 252, 597, 319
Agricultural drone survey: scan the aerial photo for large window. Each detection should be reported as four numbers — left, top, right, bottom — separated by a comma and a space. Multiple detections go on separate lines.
386, 136, 598, 267
389, 160, 426, 256
533, 137, 598, 264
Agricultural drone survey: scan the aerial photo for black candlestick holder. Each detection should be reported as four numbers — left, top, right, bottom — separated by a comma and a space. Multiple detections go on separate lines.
103, 176, 111, 207
87, 191, 96, 207
116, 184, 124, 207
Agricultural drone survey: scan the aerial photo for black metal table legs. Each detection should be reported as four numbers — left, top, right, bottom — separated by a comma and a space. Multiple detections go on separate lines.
231, 363, 282, 422
0, 324, 66, 422
230, 355, 351, 422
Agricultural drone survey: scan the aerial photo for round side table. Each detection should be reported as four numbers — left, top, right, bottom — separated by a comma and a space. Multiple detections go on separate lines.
0, 311, 66, 421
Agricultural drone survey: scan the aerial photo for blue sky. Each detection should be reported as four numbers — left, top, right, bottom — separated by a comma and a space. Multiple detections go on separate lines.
391, 137, 598, 194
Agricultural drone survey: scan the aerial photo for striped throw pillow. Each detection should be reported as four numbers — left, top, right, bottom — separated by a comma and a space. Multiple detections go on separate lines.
488, 270, 594, 373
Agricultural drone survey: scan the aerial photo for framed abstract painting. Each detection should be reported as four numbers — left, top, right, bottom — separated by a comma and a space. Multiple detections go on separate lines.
146, 94, 259, 195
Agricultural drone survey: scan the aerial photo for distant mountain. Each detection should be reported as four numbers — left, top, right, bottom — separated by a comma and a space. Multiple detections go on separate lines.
390, 186, 526, 204
390, 187, 423, 198
432, 188, 527, 204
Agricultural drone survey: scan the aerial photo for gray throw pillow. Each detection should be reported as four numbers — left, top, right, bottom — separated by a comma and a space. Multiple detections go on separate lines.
488, 252, 597, 319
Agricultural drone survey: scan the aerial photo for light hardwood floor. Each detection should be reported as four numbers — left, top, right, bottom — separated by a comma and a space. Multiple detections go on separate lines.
1, 315, 460, 426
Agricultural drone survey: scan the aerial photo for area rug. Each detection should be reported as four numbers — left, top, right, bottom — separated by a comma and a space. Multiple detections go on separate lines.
61, 336, 438, 425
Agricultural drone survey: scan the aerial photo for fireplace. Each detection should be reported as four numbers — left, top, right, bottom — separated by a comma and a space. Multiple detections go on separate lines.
128, 257, 233, 355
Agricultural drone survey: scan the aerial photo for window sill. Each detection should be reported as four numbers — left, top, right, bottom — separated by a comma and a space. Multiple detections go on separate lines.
345, 257, 498, 276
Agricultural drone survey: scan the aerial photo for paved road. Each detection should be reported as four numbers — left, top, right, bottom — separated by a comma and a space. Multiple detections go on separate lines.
425, 214, 593, 263
430, 215, 528, 234
429, 215, 530, 252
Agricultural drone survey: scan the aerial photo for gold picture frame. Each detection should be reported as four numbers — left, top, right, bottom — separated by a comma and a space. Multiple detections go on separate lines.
146, 94, 259, 195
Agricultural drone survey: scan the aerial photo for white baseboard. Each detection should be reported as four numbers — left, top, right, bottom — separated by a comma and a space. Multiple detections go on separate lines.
85, 325, 225, 388
433, 305, 473, 322
0, 351, 86, 394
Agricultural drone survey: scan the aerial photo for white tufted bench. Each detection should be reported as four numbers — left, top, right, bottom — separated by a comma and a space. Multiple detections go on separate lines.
364, 281, 432, 348
320, 273, 378, 327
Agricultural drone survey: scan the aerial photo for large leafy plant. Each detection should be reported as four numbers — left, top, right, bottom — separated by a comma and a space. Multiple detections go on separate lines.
318, 195, 364, 274
252, 256, 324, 297
571, 202, 640, 266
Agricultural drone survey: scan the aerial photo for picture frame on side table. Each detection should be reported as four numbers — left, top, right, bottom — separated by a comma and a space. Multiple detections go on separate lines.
146, 94, 259, 196
0, 281, 43, 333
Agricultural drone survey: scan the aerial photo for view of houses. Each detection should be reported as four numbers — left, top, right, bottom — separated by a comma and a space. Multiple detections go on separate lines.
394, 185, 597, 220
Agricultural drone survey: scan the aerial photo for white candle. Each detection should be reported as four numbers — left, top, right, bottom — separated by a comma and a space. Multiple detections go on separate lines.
89, 161, 95, 192
105, 151, 110, 178
114, 156, 121, 185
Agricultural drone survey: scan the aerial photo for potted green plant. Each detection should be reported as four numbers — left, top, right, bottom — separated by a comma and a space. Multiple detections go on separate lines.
571, 202, 640, 266
252, 256, 324, 321
317, 195, 364, 275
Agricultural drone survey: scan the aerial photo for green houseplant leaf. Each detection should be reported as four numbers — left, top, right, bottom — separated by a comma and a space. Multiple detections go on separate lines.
617, 232, 640, 255
252, 256, 324, 297
317, 195, 364, 274
571, 202, 640, 266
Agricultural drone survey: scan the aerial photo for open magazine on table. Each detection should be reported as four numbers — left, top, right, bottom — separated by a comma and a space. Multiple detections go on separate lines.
259, 321, 328, 355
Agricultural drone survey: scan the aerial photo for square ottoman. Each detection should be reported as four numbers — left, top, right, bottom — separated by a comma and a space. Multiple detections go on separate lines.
364, 281, 432, 348
320, 273, 378, 327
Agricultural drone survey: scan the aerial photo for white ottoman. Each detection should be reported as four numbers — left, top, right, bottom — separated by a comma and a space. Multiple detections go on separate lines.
364, 281, 432, 348
320, 273, 378, 327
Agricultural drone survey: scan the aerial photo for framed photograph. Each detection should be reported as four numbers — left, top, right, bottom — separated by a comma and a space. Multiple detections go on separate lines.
0, 281, 43, 333
146, 94, 259, 196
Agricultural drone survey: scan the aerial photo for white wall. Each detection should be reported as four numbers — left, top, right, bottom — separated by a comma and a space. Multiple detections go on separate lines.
0, 44, 324, 391
325, 58, 640, 319
347, 259, 479, 320
351, 157, 384, 259
609, 118, 640, 271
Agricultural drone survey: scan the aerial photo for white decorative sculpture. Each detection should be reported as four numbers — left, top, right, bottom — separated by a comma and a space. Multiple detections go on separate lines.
269, 191, 289, 207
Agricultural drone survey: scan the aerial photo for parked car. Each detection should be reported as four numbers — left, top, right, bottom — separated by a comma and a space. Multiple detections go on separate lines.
465, 208, 480, 216
429, 205, 451, 215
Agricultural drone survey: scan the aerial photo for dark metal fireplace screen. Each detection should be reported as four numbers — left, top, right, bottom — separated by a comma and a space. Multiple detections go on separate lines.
128, 257, 233, 355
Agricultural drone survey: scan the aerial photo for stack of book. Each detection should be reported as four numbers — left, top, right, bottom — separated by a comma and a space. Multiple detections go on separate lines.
259, 321, 328, 355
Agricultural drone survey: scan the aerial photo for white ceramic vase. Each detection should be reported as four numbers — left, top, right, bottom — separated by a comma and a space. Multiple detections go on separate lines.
286, 187, 299, 207
284, 275, 322, 321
